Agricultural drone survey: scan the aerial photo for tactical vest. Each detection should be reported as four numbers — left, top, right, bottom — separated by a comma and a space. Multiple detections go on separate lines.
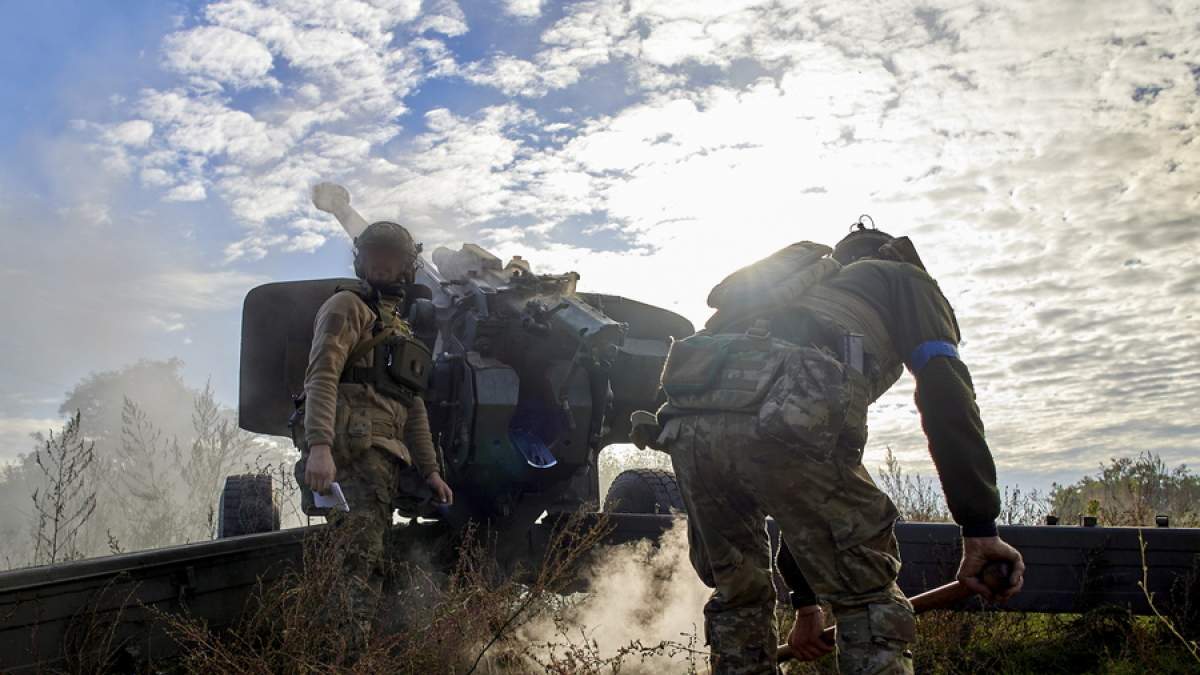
701, 242, 903, 405
336, 285, 434, 406
658, 242, 906, 453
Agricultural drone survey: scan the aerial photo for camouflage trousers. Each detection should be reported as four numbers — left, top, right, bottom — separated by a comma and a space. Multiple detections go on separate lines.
296, 445, 400, 654
665, 412, 915, 675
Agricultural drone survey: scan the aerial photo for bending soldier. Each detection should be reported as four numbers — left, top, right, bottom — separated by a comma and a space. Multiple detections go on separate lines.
295, 221, 454, 651
640, 224, 1024, 674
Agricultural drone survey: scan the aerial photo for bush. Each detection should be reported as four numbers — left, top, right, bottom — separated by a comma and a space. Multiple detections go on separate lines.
1050, 452, 1200, 527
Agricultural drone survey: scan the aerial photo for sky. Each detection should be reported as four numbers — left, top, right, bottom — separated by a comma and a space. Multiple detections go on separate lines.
0, 0, 1196, 492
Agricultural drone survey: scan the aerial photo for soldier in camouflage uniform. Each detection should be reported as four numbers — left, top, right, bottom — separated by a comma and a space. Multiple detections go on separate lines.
637, 226, 1024, 674
297, 221, 454, 651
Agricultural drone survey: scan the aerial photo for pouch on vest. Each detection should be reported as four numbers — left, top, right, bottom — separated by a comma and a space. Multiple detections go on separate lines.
369, 333, 432, 404
756, 347, 849, 452
660, 334, 790, 412
839, 368, 870, 453
344, 332, 434, 404
383, 335, 432, 395
345, 406, 373, 454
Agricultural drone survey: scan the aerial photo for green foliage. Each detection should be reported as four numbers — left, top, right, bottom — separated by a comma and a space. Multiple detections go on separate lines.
1050, 452, 1200, 527
877, 446, 951, 523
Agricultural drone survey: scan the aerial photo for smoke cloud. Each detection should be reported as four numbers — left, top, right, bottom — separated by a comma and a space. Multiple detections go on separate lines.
522, 519, 711, 672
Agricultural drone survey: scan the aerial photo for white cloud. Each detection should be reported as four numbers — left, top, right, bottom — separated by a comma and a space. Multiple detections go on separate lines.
462, 55, 545, 97
105, 0, 451, 250
150, 313, 187, 333
0, 417, 63, 461
461, 0, 639, 97
164, 181, 208, 201
416, 0, 468, 36
76, 0, 1200, 485
139, 270, 268, 311
163, 25, 278, 89
502, 0, 543, 19
283, 230, 327, 253
106, 120, 155, 146
139, 167, 173, 187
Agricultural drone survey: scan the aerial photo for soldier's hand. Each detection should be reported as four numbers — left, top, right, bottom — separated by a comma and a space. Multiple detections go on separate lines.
629, 411, 662, 451
426, 471, 453, 505
787, 605, 834, 661
959, 535, 1025, 603
306, 444, 337, 493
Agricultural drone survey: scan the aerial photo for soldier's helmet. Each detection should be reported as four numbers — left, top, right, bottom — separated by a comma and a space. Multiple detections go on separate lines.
353, 221, 423, 281
832, 216, 894, 265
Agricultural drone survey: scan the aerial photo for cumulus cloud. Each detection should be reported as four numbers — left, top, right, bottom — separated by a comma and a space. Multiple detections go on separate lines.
416, 0, 469, 37
502, 0, 543, 19
162, 25, 278, 89
106, 120, 155, 146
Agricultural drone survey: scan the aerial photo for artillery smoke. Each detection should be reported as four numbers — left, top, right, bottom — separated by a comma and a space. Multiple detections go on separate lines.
521, 518, 710, 671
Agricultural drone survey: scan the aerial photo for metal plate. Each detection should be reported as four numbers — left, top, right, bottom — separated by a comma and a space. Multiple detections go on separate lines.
577, 293, 694, 341
238, 278, 358, 437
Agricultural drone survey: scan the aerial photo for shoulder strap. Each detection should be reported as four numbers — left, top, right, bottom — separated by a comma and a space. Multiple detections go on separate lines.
330, 284, 387, 368
339, 289, 418, 368
344, 323, 396, 367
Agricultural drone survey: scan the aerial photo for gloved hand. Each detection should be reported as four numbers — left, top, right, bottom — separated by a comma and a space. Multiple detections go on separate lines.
629, 410, 663, 450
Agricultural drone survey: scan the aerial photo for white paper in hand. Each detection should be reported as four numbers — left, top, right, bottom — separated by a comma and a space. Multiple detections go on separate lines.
313, 482, 350, 512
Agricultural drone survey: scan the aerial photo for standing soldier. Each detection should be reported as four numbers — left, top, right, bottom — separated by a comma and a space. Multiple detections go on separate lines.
296, 221, 454, 651
634, 223, 1024, 674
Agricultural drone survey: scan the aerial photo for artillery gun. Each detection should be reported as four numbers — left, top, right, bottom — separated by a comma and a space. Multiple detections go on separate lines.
231, 183, 694, 544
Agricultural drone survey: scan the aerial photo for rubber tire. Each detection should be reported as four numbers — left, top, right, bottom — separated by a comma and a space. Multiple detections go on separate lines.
217, 473, 281, 538
602, 468, 687, 515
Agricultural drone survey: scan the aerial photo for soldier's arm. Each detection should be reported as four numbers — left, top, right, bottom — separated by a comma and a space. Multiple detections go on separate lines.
911, 354, 1001, 536
887, 267, 1001, 535
403, 395, 441, 478
910, 338, 1024, 599
778, 539, 834, 660
303, 294, 365, 448
887, 265, 1021, 598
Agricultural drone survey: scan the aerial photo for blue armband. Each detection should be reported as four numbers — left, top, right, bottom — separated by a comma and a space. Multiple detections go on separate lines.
907, 340, 960, 373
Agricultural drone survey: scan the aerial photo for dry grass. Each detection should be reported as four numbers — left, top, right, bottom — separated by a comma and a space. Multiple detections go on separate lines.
776, 606, 1200, 675
158, 510, 617, 674
59, 576, 140, 675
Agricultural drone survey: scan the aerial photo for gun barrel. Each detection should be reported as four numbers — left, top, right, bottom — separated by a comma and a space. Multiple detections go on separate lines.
311, 182, 369, 238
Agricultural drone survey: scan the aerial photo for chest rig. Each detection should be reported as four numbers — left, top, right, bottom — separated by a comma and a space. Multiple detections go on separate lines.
338, 286, 434, 406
